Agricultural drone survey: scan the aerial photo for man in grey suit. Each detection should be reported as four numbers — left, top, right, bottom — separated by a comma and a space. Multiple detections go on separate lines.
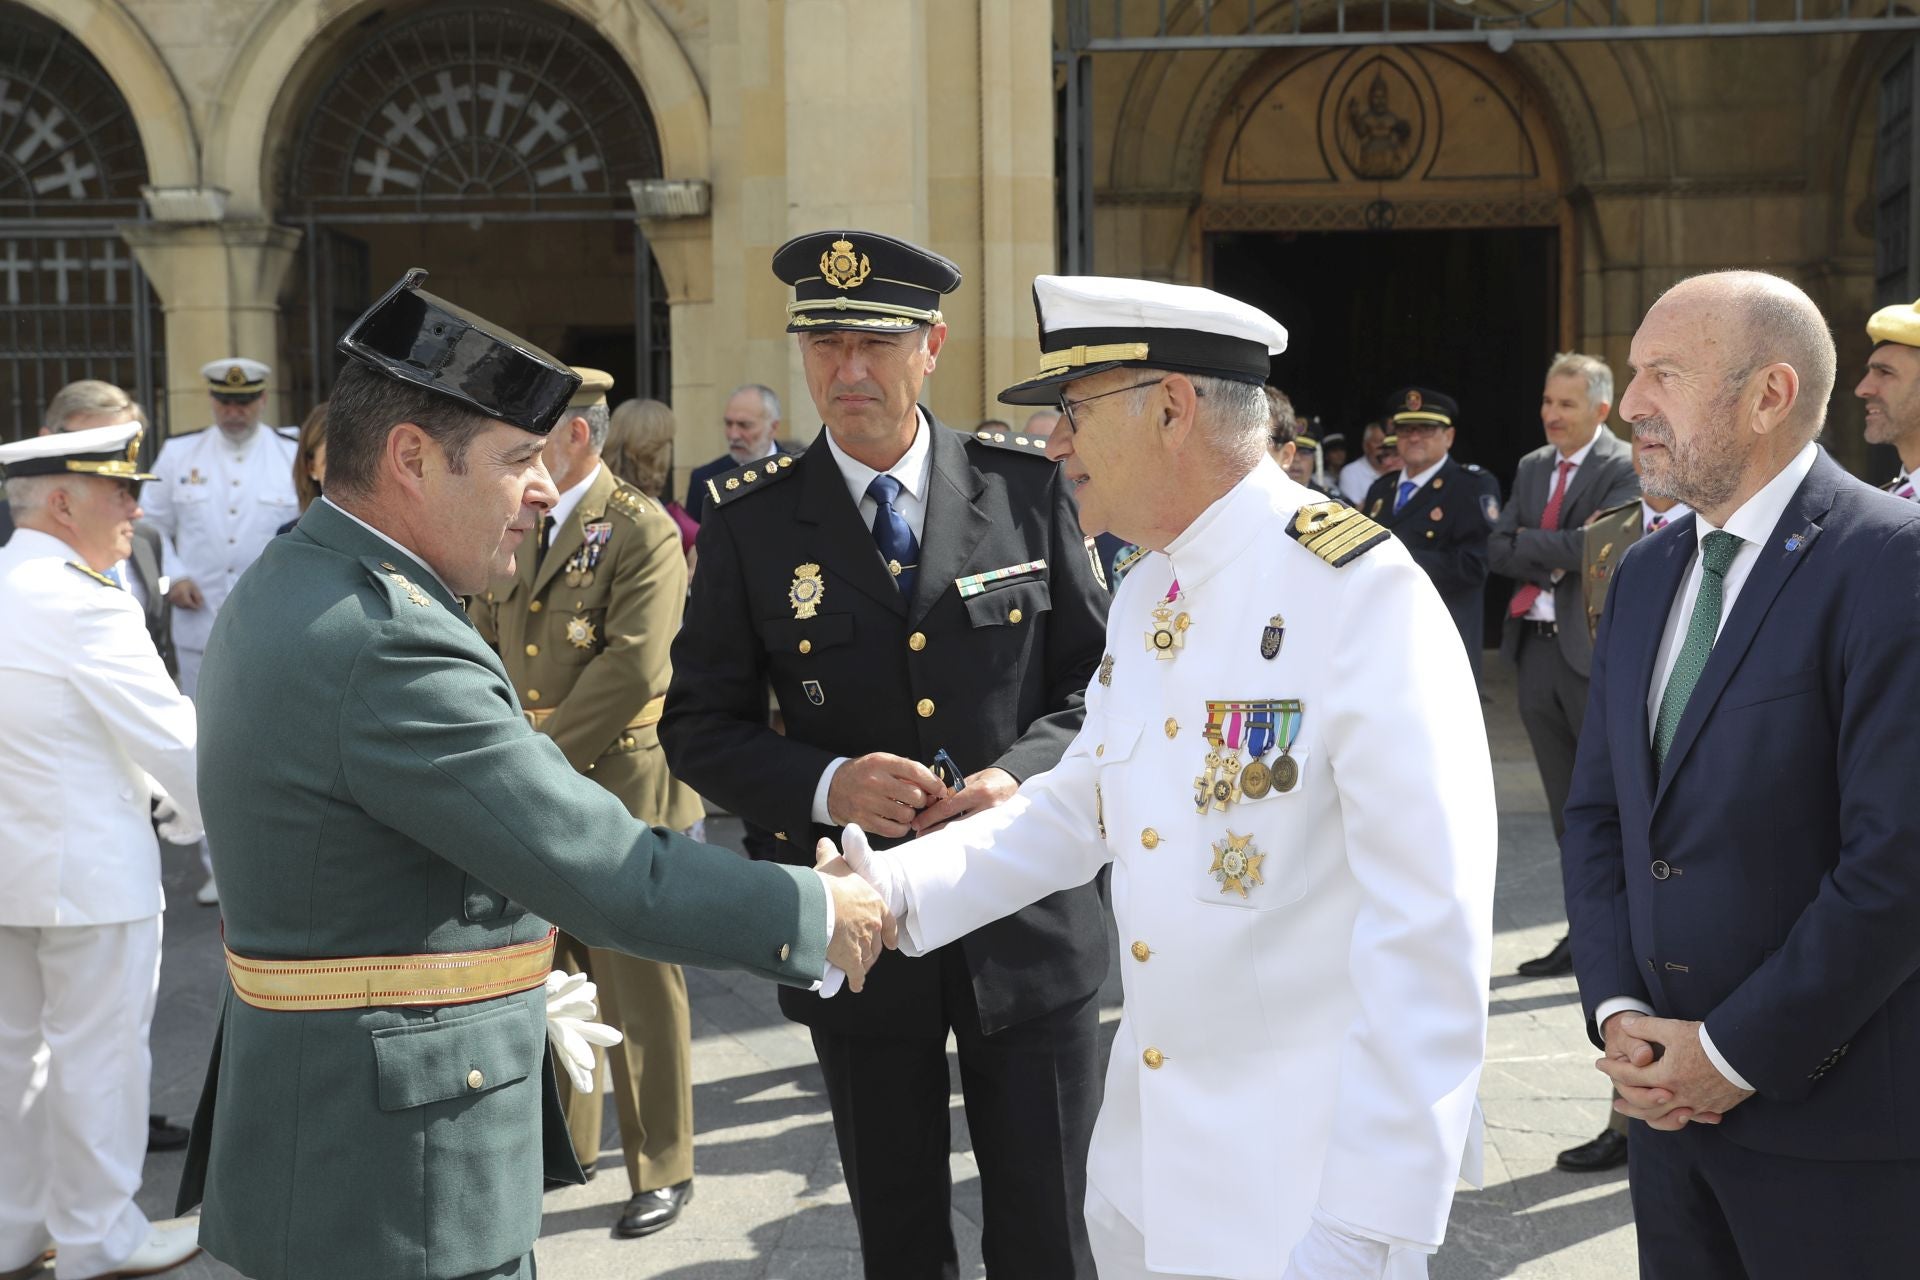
1493, 355, 1639, 962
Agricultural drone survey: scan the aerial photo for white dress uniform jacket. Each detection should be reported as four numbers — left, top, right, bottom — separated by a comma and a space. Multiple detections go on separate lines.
0, 529, 201, 926
142, 424, 298, 658
888, 460, 1496, 1279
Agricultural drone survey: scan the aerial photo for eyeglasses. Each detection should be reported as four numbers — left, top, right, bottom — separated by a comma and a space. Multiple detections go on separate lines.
1058, 377, 1202, 434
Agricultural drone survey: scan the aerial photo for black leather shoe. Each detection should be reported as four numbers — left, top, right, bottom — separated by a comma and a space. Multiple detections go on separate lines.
1556, 1129, 1629, 1172
1517, 934, 1573, 977
147, 1114, 190, 1152
614, 1180, 693, 1238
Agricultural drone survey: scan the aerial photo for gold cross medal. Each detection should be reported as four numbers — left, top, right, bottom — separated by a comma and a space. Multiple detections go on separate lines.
1144, 580, 1190, 660
789, 563, 825, 619
566, 614, 598, 650
1209, 830, 1266, 898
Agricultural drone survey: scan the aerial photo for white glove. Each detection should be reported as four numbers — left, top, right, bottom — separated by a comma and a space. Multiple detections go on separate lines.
153, 792, 203, 845
839, 823, 906, 920
543, 969, 623, 1094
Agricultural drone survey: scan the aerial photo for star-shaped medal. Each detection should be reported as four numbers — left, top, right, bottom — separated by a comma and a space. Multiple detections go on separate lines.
566, 614, 598, 649
1209, 829, 1266, 898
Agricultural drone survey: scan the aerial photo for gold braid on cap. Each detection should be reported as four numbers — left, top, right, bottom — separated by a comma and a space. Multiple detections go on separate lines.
1035, 342, 1152, 378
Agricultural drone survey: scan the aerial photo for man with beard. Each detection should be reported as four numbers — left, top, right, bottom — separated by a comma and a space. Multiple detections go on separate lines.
1856, 296, 1920, 498
1563, 271, 1920, 1277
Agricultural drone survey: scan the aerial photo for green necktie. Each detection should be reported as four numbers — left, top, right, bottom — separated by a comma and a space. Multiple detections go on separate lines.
1653, 530, 1743, 765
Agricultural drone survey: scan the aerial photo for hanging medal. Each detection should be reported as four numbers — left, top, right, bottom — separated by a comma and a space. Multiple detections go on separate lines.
1194, 710, 1224, 814
1145, 578, 1190, 660
1239, 707, 1278, 799
1268, 700, 1304, 793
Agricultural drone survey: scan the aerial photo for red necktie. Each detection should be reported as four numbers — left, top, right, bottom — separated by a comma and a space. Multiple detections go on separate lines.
1509, 460, 1574, 617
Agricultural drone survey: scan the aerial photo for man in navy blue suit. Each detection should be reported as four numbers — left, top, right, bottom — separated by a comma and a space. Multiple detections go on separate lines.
1563, 270, 1920, 1278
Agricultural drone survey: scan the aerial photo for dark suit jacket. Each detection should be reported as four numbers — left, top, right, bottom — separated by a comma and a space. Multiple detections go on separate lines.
1563, 449, 1920, 1160
662, 416, 1112, 1037
1363, 456, 1498, 662
1489, 429, 1638, 677
129, 521, 176, 677
684, 442, 800, 525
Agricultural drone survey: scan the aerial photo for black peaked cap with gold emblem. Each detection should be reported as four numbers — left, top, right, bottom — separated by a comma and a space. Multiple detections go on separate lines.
337, 268, 581, 435
1387, 386, 1458, 429
773, 230, 962, 333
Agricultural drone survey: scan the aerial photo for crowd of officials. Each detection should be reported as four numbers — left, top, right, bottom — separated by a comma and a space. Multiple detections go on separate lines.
3, 238, 1920, 1280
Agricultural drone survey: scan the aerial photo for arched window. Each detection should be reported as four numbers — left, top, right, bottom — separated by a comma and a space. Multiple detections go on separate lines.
0, 2, 163, 442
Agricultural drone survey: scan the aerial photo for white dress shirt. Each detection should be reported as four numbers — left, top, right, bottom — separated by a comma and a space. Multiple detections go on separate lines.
810, 412, 935, 824
319, 498, 455, 599
1390, 455, 1448, 505
546, 463, 602, 534
1522, 434, 1599, 624
1338, 457, 1388, 506
1596, 442, 1819, 1091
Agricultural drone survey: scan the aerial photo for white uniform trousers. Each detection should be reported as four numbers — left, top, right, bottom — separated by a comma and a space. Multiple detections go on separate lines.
0, 917, 161, 1278
1086, 1185, 1430, 1280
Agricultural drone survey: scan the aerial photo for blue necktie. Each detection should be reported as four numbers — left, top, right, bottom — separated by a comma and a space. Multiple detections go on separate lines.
1394, 479, 1417, 514
867, 474, 918, 599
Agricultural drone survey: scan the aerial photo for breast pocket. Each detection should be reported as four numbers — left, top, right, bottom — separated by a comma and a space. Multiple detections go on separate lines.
1085, 713, 1143, 854
1719, 666, 1819, 713
552, 584, 612, 666
960, 579, 1051, 630
1191, 746, 1314, 911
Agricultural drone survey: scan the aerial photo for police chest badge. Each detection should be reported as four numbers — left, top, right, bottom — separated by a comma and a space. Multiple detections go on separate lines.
1209, 830, 1266, 898
790, 563, 825, 619
566, 614, 597, 650
802, 679, 825, 706
1260, 614, 1284, 660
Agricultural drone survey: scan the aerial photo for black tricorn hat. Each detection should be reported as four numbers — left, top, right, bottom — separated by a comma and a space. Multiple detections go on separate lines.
772, 230, 962, 334
337, 269, 581, 435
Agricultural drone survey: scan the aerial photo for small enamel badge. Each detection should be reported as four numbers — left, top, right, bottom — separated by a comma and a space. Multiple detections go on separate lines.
1209, 830, 1266, 898
1098, 654, 1114, 686
790, 564, 825, 619
1260, 614, 1284, 660
803, 679, 825, 706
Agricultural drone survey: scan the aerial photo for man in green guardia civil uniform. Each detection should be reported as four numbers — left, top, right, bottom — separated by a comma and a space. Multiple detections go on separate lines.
174, 269, 892, 1280
471, 367, 703, 1238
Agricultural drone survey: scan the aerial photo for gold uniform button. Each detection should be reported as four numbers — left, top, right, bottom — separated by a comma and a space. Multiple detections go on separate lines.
799, 639, 813, 654
525, 689, 540, 703
524, 643, 539, 657
1008, 608, 1023, 624
1095, 744, 1105, 757
1140, 828, 1159, 849
1164, 718, 1178, 738
778, 943, 791, 962
1130, 941, 1151, 962
908, 632, 927, 652
775, 831, 789, 841
1142, 1047, 1164, 1070
529, 600, 542, 613
916, 698, 935, 718
467, 1068, 485, 1090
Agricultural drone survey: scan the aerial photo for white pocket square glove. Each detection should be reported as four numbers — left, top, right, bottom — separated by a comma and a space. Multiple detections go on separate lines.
152, 792, 203, 845
840, 823, 906, 919
543, 969, 623, 1094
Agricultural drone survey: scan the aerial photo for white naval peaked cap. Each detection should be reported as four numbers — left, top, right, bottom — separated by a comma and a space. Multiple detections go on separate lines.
998, 275, 1288, 406
202, 357, 271, 394
0, 418, 155, 482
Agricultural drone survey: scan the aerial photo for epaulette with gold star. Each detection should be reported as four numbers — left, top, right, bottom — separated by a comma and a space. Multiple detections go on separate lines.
65, 561, 118, 588
1285, 501, 1390, 568
968, 426, 1054, 458
362, 557, 436, 609
605, 481, 655, 524
704, 453, 799, 510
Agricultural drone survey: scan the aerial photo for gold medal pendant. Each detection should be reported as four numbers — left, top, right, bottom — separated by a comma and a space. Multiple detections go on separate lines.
1193, 748, 1222, 813
1239, 758, 1273, 799
1211, 755, 1241, 813
1209, 830, 1266, 898
1146, 604, 1188, 658
1271, 753, 1300, 793
566, 614, 598, 650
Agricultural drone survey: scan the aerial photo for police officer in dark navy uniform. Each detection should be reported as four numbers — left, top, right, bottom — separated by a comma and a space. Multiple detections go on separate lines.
661, 231, 1110, 1280
1363, 388, 1500, 677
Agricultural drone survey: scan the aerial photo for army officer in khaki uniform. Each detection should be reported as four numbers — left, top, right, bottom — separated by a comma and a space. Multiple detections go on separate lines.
471, 368, 702, 1238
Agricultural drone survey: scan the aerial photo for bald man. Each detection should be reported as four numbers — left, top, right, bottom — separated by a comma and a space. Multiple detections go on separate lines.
1563, 271, 1920, 1278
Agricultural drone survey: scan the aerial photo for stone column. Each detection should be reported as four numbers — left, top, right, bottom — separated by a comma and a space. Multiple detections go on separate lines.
120, 216, 302, 437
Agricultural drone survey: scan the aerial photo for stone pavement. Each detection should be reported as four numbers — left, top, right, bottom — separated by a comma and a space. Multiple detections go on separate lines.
128, 658, 1634, 1279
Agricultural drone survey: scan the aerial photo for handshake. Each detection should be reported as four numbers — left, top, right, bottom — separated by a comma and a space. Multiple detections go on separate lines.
814, 826, 900, 991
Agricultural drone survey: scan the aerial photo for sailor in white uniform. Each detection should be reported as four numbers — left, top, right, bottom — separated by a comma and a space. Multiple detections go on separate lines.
840, 278, 1496, 1280
0, 423, 204, 1280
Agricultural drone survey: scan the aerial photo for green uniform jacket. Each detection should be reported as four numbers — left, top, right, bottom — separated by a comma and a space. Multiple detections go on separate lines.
470, 466, 702, 830
176, 498, 827, 1280
1581, 499, 1645, 643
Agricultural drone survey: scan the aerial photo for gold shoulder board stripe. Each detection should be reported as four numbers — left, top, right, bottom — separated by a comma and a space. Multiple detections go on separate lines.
1286, 502, 1389, 568
707, 453, 798, 510
65, 561, 118, 588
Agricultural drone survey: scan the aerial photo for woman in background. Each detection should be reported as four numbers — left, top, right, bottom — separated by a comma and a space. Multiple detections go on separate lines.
605, 398, 697, 561
276, 401, 327, 535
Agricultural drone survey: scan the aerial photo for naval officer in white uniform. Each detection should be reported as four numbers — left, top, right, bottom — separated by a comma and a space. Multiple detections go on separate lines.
0, 423, 205, 1280
141, 358, 297, 904
840, 278, 1496, 1280
141, 358, 298, 699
